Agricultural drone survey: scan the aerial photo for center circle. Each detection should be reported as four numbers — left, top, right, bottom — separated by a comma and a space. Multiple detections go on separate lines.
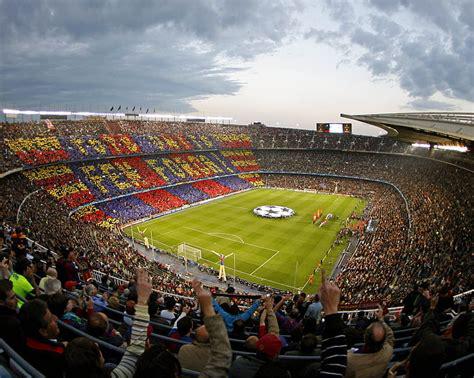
253, 205, 295, 219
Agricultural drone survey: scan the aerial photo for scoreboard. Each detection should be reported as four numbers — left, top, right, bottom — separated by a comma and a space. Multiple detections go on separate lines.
316, 123, 352, 134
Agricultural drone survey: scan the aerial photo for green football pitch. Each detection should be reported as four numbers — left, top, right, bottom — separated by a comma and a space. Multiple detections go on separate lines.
124, 188, 366, 291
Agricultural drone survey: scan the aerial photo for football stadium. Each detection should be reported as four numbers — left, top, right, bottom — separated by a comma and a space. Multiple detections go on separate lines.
1, 1, 473, 377
124, 188, 367, 291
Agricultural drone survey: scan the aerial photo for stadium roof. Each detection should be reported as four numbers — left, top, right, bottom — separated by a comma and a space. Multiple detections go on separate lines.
341, 112, 474, 145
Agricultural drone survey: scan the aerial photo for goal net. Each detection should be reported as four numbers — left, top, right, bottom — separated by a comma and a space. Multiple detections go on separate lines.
177, 243, 202, 262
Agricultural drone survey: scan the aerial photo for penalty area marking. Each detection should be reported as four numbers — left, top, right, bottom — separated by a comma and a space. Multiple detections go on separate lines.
184, 227, 278, 254
184, 227, 245, 244
199, 257, 297, 291
209, 232, 244, 244
183, 226, 281, 277
249, 250, 280, 275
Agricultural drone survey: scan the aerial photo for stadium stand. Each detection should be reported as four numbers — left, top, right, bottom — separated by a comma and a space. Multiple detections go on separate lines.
0, 119, 473, 377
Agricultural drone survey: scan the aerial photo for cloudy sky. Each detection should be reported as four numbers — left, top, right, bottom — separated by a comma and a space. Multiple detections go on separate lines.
1, 0, 472, 135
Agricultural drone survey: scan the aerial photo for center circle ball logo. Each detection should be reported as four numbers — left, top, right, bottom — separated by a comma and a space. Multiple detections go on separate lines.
253, 205, 295, 219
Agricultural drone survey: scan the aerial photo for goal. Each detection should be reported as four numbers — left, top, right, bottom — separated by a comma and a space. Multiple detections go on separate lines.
177, 243, 202, 262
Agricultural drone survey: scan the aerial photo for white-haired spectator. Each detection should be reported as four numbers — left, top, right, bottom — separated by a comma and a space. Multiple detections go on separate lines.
39, 267, 58, 291
44, 278, 62, 296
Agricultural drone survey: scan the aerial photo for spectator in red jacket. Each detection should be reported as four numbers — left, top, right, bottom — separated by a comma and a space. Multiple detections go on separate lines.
56, 247, 80, 285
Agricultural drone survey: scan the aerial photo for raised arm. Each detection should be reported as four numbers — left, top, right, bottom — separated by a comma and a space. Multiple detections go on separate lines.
319, 270, 347, 378
194, 280, 232, 378
259, 309, 267, 338
171, 305, 191, 329
264, 296, 280, 336
212, 298, 235, 331
375, 305, 394, 347
235, 298, 261, 322
111, 268, 151, 378
273, 294, 290, 313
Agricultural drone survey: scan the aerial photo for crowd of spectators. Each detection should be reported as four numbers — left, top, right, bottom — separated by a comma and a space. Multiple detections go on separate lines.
5, 119, 471, 174
0, 222, 472, 376
257, 150, 473, 304
0, 120, 255, 173
9, 148, 261, 225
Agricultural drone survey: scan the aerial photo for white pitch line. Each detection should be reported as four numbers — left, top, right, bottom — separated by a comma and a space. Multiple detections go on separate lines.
184, 226, 278, 253
300, 253, 330, 292
185, 227, 243, 244
199, 257, 297, 290
209, 232, 244, 244
245, 241, 279, 253
250, 250, 280, 275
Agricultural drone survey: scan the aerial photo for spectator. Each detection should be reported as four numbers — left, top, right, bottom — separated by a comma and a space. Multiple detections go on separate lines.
352, 311, 370, 330
402, 283, 420, 316
160, 296, 177, 322
229, 318, 249, 340
134, 345, 181, 377
120, 299, 137, 343
19, 299, 65, 378
178, 324, 211, 372
229, 296, 282, 377
0, 279, 23, 352
61, 297, 88, 331
295, 292, 308, 316
56, 247, 80, 284
409, 297, 474, 363
147, 291, 159, 317
346, 307, 394, 378
104, 294, 124, 323
388, 333, 446, 378
88, 311, 124, 347
10, 257, 36, 307
168, 306, 193, 352
213, 296, 261, 332
39, 267, 58, 291
245, 335, 259, 352
134, 278, 232, 377
64, 268, 151, 377
284, 333, 319, 356
303, 270, 348, 377
0, 251, 13, 279
44, 277, 62, 296
304, 294, 322, 323
85, 283, 108, 312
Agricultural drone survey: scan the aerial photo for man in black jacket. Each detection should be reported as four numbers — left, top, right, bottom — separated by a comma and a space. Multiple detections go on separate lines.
0, 279, 24, 352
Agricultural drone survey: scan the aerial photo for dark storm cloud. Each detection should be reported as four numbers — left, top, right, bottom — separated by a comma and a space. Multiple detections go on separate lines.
0, 0, 303, 111
405, 98, 456, 111
306, 0, 474, 109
